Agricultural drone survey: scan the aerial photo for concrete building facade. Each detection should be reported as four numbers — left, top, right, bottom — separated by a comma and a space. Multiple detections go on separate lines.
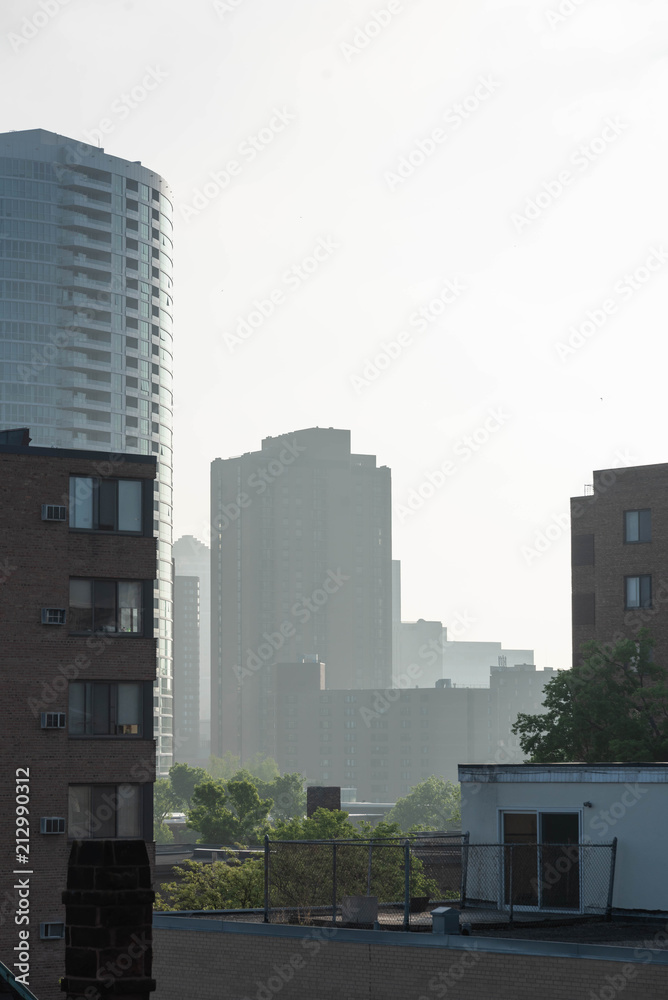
0, 440, 157, 1000
0, 128, 174, 773
211, 428, 392, 760
173, 576, 200, 764
265, 660, 554, 801
173, 534, 210, 758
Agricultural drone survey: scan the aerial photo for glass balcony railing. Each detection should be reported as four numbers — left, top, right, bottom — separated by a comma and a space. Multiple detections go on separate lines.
58, 230, 112, 250
59, 210, 111, 230
57, 189, 111, 209
58, 170, 112, 191
59, 272, 112, 291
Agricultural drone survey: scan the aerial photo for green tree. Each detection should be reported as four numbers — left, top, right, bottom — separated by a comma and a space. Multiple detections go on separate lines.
153, 777, 178, 844
242, 753, 280, 783
187, 779, 273, 845
255, 772, 306, 822
155, 858, 264, 911
169, 762, 209, 809
272, 807, 357, 841
512, 630, 668, 762
207, 752, 242, 781
268, 809, 435, 912
386, 777, 461, 832
207, 752, 280, 783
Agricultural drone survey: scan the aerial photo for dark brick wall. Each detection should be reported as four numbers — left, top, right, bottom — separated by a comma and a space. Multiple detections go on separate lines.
307, 786, 341, 816
571, 463, 668, 666
62, 839, 155, 1000
0, 450, 157, 1000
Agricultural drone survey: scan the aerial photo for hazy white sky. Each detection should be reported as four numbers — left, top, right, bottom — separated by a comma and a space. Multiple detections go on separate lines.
3, 0, 667, 671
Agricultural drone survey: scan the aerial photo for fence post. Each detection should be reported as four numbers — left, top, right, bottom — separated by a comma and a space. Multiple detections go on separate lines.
508, 845, 514, 925
605, 838, 618, 921
403, 840, 410, 931
460, 832, 469, 909
367, 842, 373, 897
264, 835, 269, 923
332, 842, 337, 926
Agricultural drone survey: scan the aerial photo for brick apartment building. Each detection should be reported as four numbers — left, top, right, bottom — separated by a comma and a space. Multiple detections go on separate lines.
571, 462, 668, 665
0, 433, 157, 1000
264, 659, 554, 801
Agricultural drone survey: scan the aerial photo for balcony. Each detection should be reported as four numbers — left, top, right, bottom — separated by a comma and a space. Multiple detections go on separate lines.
59, 210, 111, 231
59, 271, 112, 292
57, 189, 111, 210
58, 230, 112, 251
58, 169, 112, 192
59, 289, 111, 309
56, 371, 111, 390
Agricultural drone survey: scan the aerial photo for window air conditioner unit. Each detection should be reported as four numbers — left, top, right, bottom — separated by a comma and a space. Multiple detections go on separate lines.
40, 922, 65, 939
40, 817, 66, 834
40, 712, 66, 729
41, 504, 67, 521
41, 608, 67, 625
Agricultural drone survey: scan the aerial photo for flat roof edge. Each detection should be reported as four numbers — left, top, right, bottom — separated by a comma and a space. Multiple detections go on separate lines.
0, 444, 157, 464
152, 915, 668, 965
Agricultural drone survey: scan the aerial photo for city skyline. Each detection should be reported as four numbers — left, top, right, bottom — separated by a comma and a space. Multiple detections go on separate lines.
1, 1, 666, 674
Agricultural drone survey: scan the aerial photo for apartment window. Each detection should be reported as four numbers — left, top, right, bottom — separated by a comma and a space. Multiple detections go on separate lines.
68, 784, 142, 838
69, 579, 145, 634
69, 477, 144, 533
625, 575, 651, 609
625, 510, 651, 544
69, 681, 147, 736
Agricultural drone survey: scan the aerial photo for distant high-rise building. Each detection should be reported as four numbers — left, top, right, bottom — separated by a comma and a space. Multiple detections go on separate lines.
173, 576, 200, 763
442, 639, 534, 687
173, 535, 211, 757
0, 129, 174, 772
211, 427, 392, 759
394, 618, 446, 688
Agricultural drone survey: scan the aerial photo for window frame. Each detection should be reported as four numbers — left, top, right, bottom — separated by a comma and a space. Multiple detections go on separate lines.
625, 574, 652, 610
69, 475, 151, 535
68, 680, 152, 737
69, 578, 152, 636
67, 783, 149, 840
624, 509, 651, 544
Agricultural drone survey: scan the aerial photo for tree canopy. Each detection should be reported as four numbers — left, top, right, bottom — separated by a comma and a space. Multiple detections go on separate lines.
512, 630, 668, 762
187, 779, 273, 845
154, 858, 264, 911
208, 752, 280, 783
168, 763, 209, 809
385, 777, 461, 832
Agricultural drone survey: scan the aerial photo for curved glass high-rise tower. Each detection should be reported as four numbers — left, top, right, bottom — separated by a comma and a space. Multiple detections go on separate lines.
0, 129, 174, 773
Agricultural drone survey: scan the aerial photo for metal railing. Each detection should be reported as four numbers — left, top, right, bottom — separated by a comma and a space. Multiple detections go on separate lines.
263, 836, 617, 929
264, 833, 467, 929
461, 839, 617, 923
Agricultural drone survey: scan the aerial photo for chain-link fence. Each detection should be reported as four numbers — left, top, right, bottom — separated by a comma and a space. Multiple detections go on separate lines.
264, 836, 617, 929
264, 833, 466, 928
461, 840, 618, 924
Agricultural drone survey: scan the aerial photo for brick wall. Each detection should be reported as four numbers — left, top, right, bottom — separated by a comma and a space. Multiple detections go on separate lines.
571, 463, 668, 666
0, 449, 157, 1000
152, 925, 668, 1000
